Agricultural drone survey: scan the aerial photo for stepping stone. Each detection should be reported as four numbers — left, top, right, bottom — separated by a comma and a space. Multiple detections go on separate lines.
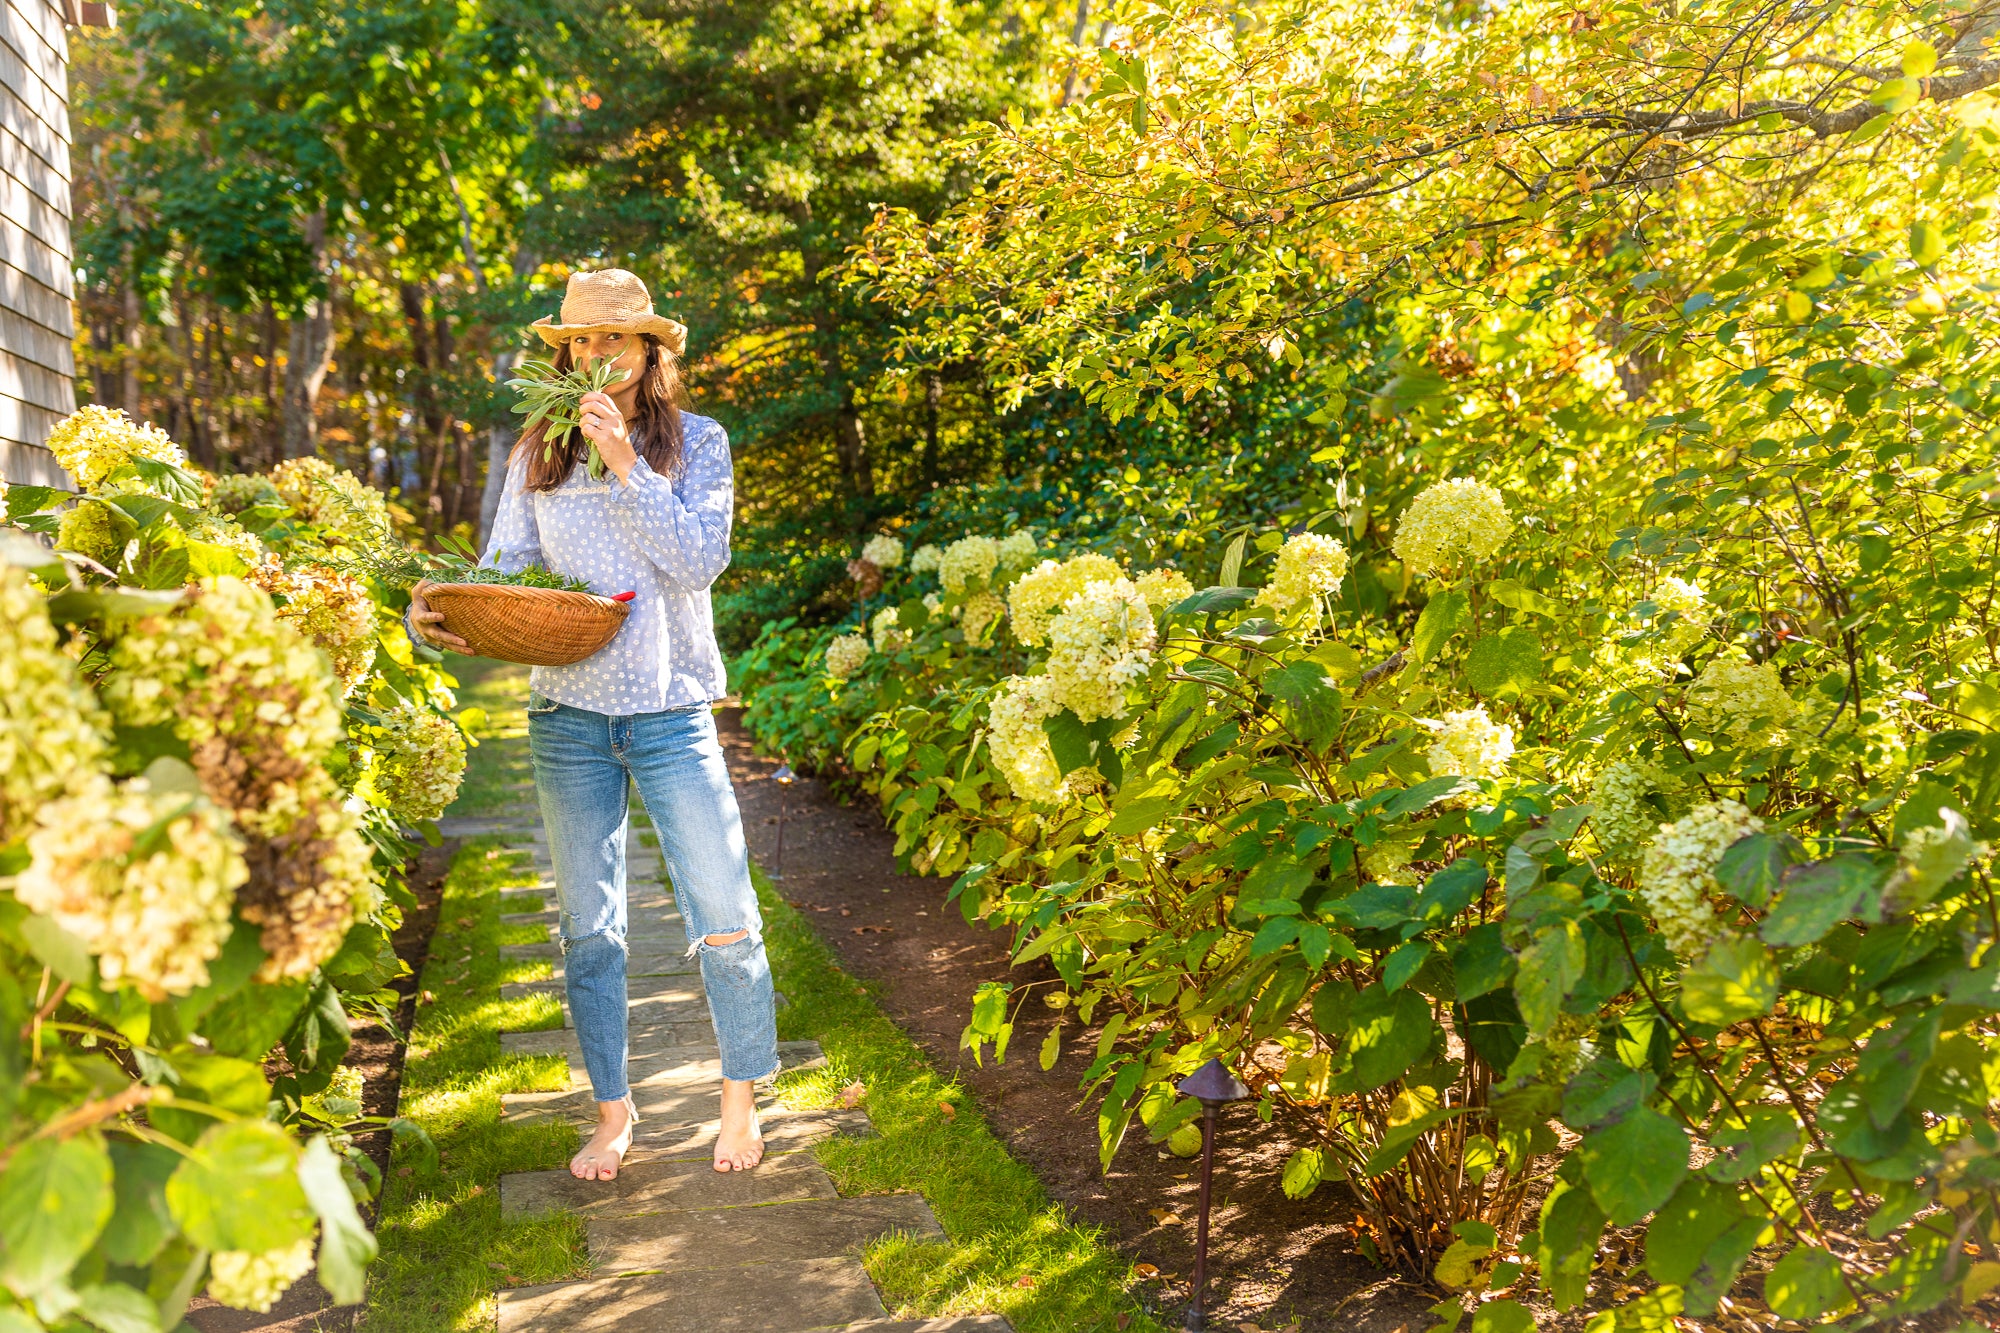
498, 1256, 884, 1332
588, 1193, 941, 1275
500, 977, 713, 1029
527, 1040, 824, 1099
621, 1108, 875, 1167
500, 1023, 720, 1058
499, 942, 700, 978
501, 1144, 836, 1220
502, 1081, 792, 1131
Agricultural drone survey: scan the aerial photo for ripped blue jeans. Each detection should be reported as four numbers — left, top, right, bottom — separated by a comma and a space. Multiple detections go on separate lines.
527, 694, 779, 1096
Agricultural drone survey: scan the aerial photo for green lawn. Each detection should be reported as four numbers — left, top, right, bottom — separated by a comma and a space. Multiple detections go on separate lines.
363, 836, 587, 1332
760, 861, 1162, 1331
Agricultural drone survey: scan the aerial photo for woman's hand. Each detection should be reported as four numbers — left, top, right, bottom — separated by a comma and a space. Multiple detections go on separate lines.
408, 583, 468, 652
579, 390, 639, 482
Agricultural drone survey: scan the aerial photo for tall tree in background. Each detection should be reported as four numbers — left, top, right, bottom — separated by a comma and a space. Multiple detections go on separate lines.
513, 0, 1047, 521
72, 0, 547, 527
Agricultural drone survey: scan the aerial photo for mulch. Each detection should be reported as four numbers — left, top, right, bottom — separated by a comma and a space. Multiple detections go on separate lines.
185, 837, 458, 1333
718, 707, 1435, 1333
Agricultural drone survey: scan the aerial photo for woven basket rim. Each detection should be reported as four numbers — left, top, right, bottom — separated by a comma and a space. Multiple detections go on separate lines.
415, 578, 623, 608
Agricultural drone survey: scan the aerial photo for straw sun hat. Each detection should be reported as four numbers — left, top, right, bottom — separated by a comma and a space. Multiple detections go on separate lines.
530, 269, 688, 355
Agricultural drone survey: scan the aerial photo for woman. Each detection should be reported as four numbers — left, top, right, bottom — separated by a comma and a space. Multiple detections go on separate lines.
410, 269, 777, 1180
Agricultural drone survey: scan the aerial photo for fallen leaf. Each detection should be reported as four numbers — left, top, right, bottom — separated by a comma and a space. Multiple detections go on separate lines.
469, 1184, 483, 1196
938, 1100, 957, 1120
1014, 1275, 1035, 1288
420, 990, 437, 1004
1115, 1317, 1132, 1331
840, 907, 853, 916
1149, 1207, 1182, 1226
1133, 1263, 1161, 1279
1238, 1324, 1264, 1333
835, 1081, 866, 1109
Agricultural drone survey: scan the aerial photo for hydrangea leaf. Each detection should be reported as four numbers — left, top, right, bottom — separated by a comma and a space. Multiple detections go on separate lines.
1581, 1105, 1689, 1226
0, 1133, 114, 1297
1680, 936, 1778, 1024
1464, 625, 1543, 699
166, 1121, 313, 1254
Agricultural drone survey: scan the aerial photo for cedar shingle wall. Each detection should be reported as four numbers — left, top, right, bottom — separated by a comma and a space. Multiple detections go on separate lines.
0, 0, 73, 487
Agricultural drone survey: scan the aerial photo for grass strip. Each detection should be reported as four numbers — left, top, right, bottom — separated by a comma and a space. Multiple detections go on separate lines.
759, 863, 1161, 1332
363, 837, 587, 1331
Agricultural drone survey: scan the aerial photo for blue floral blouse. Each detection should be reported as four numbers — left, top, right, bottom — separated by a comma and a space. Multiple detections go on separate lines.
481, 412, 733, 714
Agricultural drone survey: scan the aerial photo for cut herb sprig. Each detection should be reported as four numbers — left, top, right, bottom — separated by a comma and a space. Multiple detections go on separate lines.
507, 355, 631, 481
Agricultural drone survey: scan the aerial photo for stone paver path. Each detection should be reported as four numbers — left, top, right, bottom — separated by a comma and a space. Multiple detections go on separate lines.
440, 805, 1011, 1333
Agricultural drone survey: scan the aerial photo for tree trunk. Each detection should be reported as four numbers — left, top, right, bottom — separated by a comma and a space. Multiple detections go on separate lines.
920, 370, 942, 489
281, 211, 336, 458
834, 389, 873, 500
120, 253, 141, 416
477, 348, 519, 550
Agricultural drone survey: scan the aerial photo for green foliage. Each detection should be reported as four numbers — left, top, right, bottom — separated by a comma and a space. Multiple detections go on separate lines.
737, 38, 2000, 1319
0, 433, 467, 1317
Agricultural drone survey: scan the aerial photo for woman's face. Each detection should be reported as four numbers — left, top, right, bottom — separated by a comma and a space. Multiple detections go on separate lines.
568, 330, 649, 399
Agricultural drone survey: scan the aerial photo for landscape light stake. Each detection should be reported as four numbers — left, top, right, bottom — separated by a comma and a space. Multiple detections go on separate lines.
770, 763, 795, 877
1177, 1057, 1250, 1331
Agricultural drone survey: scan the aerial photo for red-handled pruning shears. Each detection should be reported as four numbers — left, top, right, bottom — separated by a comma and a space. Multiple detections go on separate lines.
611, 590, 636, 602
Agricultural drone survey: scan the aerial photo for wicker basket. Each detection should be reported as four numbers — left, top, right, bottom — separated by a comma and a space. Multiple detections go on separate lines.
414, 580, 630, 666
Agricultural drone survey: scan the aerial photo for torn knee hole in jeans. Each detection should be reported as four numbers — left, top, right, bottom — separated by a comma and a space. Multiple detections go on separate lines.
687, 928, 752, 957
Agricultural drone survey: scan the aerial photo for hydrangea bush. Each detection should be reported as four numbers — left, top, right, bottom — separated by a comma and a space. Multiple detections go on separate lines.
735, 201, 2000, 1325
0, 409, 468, 1321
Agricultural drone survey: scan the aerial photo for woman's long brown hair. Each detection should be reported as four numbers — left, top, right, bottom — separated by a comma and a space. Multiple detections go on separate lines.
511, 335, 687, 491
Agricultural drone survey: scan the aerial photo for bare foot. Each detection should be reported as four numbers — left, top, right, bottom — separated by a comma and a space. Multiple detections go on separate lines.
713, 1078, 764, 1173
571, 1096, 636, 1181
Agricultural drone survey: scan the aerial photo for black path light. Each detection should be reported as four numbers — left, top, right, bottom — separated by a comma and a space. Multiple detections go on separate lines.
769, 762, 796, 877
1176, 1057, 1251, 1331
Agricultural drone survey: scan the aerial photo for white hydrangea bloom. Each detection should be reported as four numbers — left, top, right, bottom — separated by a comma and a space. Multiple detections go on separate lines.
268, 457, 391, 549
1392, 478, 1513, 577
1044, 577, 1157, 723
247, 559, 378, 697
207, 1237, 317, 1312
0, 565, 110, 845
1134, 567, 1196, 614
1590, 757, 1678, 857
997, 530, 1038, 566
909, 543, 943, 575
938, 535, 1001, 594
1421, 706, 1515, 779
986, 674, 1067, 804
1686, 656, 1795, 743
860, 533, 904, 569
369, 701, 468, 824
45, 404, 185, 493
871, 605, 909, 654
1638, 800, 1765, 955
960, 591, 1006, 644
17, 777, 247, 1000
1254, 532, 1349, 615
824, 632, 871, 680
1007, 553, 1123, 647
1653, 577, 1708, 651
